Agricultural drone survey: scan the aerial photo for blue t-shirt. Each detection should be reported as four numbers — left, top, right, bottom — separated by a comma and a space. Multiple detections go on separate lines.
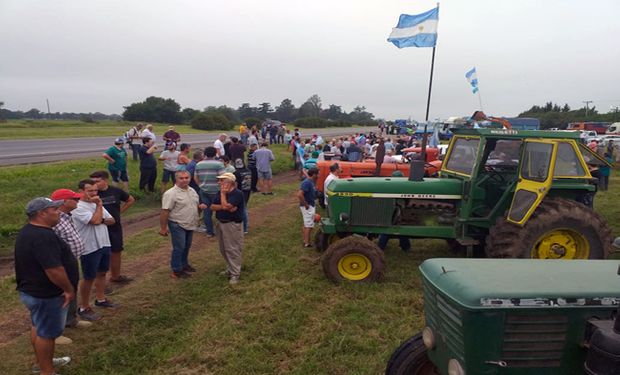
300, 178, 316, 207
213, 189, 245, 222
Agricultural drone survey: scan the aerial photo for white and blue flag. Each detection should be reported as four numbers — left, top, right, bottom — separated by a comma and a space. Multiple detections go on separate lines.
387, 7, 439, 48
465, 67, 479, 94
428, 124, 440, 148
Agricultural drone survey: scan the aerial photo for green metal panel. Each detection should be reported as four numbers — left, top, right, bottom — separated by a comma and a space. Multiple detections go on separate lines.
329, 177, 464, 197
421, 259, 620, 374
453, 128, 582, 140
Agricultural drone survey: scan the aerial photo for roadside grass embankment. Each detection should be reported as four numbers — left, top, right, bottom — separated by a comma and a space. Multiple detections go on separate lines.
0, 144, 295, 257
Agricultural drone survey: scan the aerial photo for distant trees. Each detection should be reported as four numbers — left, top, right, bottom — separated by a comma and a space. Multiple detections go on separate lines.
517, 101, 618, 129
122, 96, 182, 123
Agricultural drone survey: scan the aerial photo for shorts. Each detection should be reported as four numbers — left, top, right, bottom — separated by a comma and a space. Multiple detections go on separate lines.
258, 170, 272, 180
80, 247, 111, 280
19, 292, 67, 339
300, 205, 316, 228
108, 225, 124, 253
162, 169, 177, 183
109, 169, 129, 183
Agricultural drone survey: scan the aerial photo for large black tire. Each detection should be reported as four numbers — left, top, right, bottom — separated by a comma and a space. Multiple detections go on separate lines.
385, 334, 439, 375
322, 236, 385, 283
485, 197, 613, 259
314, 230, 350, 252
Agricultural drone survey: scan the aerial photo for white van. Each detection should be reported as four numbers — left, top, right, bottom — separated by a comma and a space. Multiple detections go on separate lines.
608, 122, 620, 134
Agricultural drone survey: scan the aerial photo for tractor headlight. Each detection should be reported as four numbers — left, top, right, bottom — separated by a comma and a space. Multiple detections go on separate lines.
339, 212, 349, 223
422, 326, 435, 349
448, 359, 465, 375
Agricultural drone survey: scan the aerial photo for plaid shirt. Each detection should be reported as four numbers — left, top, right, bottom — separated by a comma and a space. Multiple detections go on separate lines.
53, 211, 86, 258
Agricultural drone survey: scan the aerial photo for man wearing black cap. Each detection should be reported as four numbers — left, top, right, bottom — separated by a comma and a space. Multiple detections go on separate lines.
15, 197, 78, 375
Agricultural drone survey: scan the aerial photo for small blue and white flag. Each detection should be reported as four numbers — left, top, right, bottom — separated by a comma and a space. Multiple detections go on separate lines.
387, 7, 439, 48
465, 67, 479, 94
428, 124, 440, 148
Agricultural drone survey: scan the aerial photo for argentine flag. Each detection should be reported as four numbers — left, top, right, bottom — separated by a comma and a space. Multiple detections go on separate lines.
387, 7, 438, 48
466, 67, 479, 93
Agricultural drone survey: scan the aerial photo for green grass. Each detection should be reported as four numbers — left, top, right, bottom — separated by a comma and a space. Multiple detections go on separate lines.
0, 144, 293, 257
0, 197, 450, 375
0, 120, 213, 139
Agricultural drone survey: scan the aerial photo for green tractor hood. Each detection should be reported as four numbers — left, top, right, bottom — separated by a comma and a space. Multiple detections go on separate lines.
421, 258, 620, 310
328, 177, 463, 199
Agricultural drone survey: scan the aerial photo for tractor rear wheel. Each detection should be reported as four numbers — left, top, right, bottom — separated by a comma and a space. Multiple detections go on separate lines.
322, 236, 385, 283
486, 197, 612, 259
385, 333, 439, 375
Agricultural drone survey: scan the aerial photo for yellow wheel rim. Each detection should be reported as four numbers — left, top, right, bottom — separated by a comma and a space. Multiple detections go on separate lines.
337, 253, 372, 281
532, 229, 590, 259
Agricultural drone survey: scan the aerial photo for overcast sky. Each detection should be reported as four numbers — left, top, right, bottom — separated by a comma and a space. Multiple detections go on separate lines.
2, 0, 619, 120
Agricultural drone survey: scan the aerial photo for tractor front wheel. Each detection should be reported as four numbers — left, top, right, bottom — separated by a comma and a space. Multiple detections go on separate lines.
322, 236, 385, 283
486, 197, 612, 259
385, 333, 439, 375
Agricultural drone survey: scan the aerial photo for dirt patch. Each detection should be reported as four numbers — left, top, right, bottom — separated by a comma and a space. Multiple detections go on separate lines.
0, 171, 300, 346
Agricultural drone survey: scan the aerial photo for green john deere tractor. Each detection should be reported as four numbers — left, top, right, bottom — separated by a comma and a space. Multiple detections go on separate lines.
386, 258, 620, 374
316, 128, 614, 282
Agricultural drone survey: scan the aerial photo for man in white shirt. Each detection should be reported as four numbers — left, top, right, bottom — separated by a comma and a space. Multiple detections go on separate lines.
71, 179, 117, 321
214, 134, 227, 158
158, 142, 180, 194
141, 124, 156, 143
323, 163, 341, 207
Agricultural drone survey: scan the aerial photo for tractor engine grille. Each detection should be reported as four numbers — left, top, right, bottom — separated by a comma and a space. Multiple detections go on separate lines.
501, 315, 568, 368
423, 281, 465, 363
349, 198, 394, 226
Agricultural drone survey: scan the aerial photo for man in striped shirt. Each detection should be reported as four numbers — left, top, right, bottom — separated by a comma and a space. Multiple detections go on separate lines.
51, 189, 92, 343
194, 146, 225, 237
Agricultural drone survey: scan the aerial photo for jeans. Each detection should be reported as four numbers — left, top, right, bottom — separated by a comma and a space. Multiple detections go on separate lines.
378, 234, 411, 251
130, 143, 141, 161
168, 221, 193, 272
199, 191, 218, 235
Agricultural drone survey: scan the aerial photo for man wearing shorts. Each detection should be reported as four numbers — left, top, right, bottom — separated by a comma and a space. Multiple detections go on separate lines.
16, 197, 78, 375
72, 179, 118, 321
297, 167, 319, 247
102, 137, 129, 191
89, 171, 135, 284
253, 142, 275, 195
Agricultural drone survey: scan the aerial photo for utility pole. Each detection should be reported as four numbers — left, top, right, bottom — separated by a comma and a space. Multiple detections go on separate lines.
46, 99, 51, 119
583, 100, 593, 117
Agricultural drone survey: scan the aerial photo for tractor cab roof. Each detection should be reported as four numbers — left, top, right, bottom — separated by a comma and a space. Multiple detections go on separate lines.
452, 128, 582, 140
421, 258, 620, 309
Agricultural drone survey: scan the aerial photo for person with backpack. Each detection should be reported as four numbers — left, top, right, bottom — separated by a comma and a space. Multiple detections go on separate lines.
125, 123, 143, 161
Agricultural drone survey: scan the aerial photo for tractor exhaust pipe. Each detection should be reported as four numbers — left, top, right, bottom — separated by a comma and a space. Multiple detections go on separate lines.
409, 124, 427, 182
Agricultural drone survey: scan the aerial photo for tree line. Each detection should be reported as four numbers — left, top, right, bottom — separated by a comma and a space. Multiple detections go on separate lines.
518, 102, 619, 129
121, 95, 377, 130
0, 102, 121, 122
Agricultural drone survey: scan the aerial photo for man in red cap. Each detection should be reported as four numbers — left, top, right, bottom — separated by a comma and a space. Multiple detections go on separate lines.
50, 189, 92, 345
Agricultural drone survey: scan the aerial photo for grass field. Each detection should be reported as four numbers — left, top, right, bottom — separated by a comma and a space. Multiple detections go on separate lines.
0, 120, 210, 140
0, 144, 295, 257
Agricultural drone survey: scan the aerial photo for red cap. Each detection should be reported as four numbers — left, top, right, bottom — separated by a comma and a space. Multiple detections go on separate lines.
51, 189, 82, 201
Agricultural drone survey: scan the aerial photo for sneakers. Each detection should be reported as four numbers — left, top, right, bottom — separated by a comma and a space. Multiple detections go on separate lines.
110, 275, 133, 284
94, 298, 119, 309
229, 277, 239, 285
74, 320, 92, 328
183, 265, 197, 273
206, 233, 215, 238
32, 356, 71, 373
171, 271, 192, 279
54, 336, 73, 345
77, 307, 101, 321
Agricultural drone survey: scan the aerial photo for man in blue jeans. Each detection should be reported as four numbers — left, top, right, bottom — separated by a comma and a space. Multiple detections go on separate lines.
160, 170, 204, 278
16, 197, 78, 375
194, 147, 225, 237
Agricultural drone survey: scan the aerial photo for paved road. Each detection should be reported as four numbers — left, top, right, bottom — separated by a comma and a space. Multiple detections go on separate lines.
0, 126, 377, 166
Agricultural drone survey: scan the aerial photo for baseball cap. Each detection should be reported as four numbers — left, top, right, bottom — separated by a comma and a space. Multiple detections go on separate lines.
114, 137, 125, 144
51, 188, 82, 201
311, 151, 320, 158
26, 197, 63, 216
216, 172, 236, 182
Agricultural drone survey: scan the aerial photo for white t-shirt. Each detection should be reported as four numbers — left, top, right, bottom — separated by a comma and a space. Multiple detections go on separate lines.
214, 139, 225, 156
324, 173, 338, 206
160, 150, 180, 171
71, 201, 113, 255
142, 129, 156, 142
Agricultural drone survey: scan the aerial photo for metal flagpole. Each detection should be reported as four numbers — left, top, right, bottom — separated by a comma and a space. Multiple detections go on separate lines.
477, 89, 484, 112
419, 3, 439, 169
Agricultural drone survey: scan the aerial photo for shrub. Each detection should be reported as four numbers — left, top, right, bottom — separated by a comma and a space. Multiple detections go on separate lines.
294, 117, 328, 128
243, 117, 262, 128
191, 113, 234, 131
